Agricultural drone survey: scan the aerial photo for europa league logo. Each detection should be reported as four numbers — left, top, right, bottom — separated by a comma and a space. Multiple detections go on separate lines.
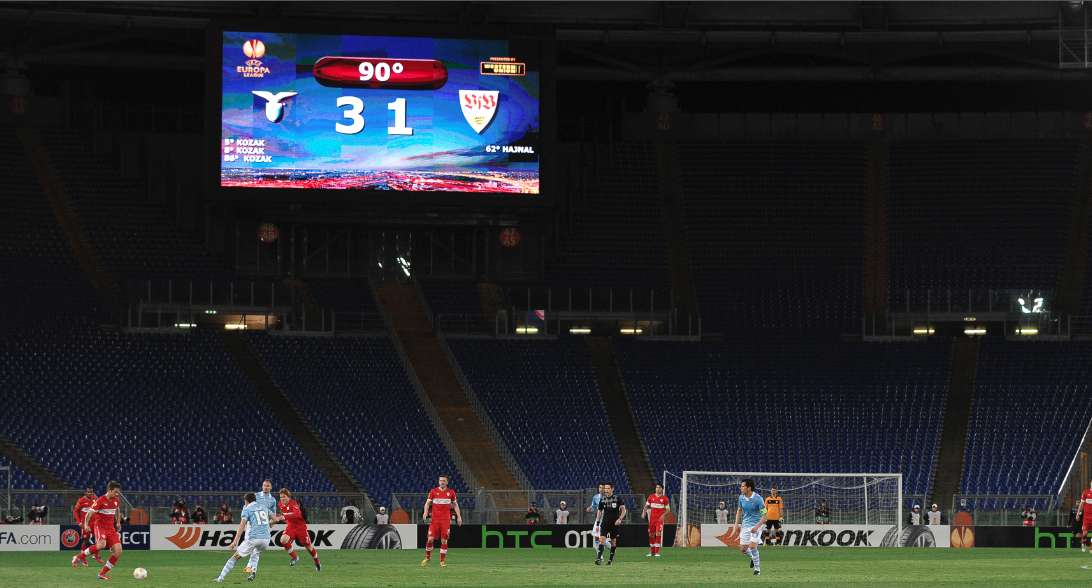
950, 526, 975, 548
950, 511, 975, 548
242, 39, 266, 60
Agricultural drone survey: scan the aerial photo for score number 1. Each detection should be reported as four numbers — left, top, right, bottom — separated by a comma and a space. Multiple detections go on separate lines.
335, 97, 413, 136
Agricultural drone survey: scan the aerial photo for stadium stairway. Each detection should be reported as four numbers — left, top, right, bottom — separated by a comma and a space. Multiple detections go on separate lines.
658, 143, 699, 318
0, 437, 70, 491
16, 127, 121, 314
930, 337, 980, 508
585, 337, 656, 492
219, 331, 373, 509
863, 134, 890, 321
374, 281, 523, 494
1054, 140, 1092, 315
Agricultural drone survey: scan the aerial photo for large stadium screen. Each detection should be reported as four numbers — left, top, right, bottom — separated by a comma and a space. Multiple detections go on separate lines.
220, 31, 540, 194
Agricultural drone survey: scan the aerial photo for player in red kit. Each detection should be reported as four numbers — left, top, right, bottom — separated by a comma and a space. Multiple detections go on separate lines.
275, 488, 320, 571
420, 475, 462, 568
1079, 479, 1092, 554
72, 487, 104, 565
641, 483, 671, 557
71, 480, 123, 580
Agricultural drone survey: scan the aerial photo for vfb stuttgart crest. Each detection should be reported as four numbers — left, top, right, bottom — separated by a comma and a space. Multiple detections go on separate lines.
459, 90, 499, 134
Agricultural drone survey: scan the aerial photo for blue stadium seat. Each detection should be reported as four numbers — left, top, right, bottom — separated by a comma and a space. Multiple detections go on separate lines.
614, 340, 950, 497
449, 338, 631, 492
890, 140, 1079, 307
679, 142, 864, 336
0, 325, 333, 492
247, 333, 468, 506
960, 340, 1092, 497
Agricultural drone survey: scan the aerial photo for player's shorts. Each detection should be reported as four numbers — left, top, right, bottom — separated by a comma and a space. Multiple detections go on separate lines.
428, 518, 452, 540
648, 519, 665, 534
282, 526, 310, 546
600, 521, 620, 539
92, 523, 120, 548
1082, 517, 1092, 533
739, 524, 763, 546
236, 538, 269, 557
765, 519, 782, 530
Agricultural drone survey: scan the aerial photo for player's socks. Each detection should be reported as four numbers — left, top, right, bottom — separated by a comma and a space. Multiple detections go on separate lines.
439, 541, 448, 565
595, 543, 605, 562
81, 545, 99, 559
748, 547, 760, 571
247, 552, 261, 574
219, 556, 238, 579
99, 554, 118, 578
608, 543, 617, 563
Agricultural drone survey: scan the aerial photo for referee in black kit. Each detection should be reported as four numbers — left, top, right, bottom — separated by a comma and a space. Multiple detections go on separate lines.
595, 483, 626, 566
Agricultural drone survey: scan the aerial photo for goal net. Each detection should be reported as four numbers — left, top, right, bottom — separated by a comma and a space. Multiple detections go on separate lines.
673, 471, 902, 547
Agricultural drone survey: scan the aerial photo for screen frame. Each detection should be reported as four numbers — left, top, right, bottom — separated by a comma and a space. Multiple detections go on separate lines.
205, 18, 555, 210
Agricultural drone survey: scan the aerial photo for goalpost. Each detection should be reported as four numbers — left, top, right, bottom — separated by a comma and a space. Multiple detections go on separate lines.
673, 471, 903, 547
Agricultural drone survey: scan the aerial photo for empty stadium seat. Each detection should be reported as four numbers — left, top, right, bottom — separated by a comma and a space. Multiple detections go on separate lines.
550, 143, 670, 287
960, 340, 1092, 499
0, 325, 333, 492
889, 140, 1079, 307
448, 338, 631, 492
247, 333, 468, 506
614, 340, 950, 497
0, 126, 98, 329
39, 129, 227, 279
679, 142, 864, 336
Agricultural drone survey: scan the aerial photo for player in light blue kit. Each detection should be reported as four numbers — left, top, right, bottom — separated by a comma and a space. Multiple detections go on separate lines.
216, 492, 271, 583
585, 483, 605, 550
731, 478, 767, 577
245, 479, 277, 544
254, 479, 278, 521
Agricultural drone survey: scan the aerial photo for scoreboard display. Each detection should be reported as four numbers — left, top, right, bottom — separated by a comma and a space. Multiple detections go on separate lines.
220, 31, 540, 195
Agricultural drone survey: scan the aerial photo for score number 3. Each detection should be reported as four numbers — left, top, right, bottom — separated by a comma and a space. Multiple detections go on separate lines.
335, 97, 413, 136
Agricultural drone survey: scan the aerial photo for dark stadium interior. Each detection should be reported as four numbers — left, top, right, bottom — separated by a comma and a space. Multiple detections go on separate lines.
2, 1, 1092, 563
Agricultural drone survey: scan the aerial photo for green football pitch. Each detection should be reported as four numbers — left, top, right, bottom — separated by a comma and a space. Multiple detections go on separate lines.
2, 547, 1090, 586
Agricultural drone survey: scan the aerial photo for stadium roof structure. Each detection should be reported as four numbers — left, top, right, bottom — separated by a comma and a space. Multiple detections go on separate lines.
0, 2, 1089, 79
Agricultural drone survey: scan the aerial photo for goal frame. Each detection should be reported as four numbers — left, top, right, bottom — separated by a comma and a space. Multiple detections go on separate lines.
677, 471, 903, 547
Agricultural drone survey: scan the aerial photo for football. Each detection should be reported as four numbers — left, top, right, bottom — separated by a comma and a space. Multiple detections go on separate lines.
132, 567, 148, 580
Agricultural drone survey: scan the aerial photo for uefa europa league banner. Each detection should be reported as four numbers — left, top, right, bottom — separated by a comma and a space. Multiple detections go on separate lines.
700, 524, 951, 548
149, 524, 416, 550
